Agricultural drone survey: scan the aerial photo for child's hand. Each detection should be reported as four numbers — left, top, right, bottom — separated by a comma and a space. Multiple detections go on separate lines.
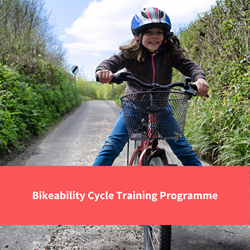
96, 70, 113, 84
194, 78, 209, 97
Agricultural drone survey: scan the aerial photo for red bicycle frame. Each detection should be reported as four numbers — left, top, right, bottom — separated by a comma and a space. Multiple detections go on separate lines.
128, 113, 168, 166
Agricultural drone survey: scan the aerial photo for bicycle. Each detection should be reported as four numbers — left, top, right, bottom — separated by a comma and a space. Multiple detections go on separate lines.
96, 71, 200, 250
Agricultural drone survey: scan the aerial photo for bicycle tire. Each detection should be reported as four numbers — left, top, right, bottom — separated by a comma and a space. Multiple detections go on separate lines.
143, 157, 172, 250
132, 140, 141, 165
148, 156, 165, 166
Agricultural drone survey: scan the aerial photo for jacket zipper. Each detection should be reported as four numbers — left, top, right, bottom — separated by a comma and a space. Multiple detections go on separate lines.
151, 53, 155, 83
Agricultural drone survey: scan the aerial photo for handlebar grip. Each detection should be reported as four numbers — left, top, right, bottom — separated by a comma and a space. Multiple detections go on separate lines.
95, 74, 123, 84
111, 74, 123, 84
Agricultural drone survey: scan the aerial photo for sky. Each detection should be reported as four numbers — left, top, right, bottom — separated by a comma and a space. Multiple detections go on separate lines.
44, 0, 217, 80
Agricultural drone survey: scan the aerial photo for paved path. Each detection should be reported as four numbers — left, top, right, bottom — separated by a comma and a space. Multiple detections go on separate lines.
2, 100, 249, 250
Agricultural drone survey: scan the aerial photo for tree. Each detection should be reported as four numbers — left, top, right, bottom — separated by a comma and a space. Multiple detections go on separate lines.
0, 0, 66, 75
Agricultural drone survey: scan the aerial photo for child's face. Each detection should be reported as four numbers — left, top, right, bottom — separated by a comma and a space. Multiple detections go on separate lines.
142, 27, 164, 53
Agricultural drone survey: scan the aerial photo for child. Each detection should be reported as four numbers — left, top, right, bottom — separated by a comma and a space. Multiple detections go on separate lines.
93, 7, 209, 166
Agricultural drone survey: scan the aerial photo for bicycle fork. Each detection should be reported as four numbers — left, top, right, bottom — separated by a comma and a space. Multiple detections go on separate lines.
128, 140, 168, 166
144, 226, 154, 250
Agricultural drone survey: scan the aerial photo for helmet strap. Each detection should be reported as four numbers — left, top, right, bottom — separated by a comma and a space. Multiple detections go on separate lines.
136, 36, 144, 49
164, 32, 174, 42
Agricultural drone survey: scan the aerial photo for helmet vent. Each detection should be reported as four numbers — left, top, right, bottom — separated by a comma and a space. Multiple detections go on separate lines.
141, 12, 149, 19
159, 11, 164, 19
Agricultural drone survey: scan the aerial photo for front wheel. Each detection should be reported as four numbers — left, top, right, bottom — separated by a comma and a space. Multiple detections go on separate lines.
144, 157, 172, 250
144, 225, 172, 250
148, 156, 165, 166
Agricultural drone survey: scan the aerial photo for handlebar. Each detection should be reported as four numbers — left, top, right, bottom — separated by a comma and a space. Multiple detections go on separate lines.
96, 72, 205, 97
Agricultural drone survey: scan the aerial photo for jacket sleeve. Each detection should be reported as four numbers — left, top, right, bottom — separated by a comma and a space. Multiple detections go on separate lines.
172, 53, 206, 81
95, 52, 129, 73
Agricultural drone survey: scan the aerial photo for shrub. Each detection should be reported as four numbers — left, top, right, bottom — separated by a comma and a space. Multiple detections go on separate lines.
0, 63, 81, 156
179, 0, 250, 165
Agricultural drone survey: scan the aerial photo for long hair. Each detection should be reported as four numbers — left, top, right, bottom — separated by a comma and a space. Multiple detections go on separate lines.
119, 32, 185, 62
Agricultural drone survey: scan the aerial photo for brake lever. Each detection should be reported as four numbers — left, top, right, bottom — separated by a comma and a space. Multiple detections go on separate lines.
183, 77, 198, 96
112, 72, 133, 84
96, 72, 133, 84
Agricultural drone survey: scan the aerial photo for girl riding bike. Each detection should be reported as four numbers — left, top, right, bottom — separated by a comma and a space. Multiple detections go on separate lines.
93, 7, 209, 166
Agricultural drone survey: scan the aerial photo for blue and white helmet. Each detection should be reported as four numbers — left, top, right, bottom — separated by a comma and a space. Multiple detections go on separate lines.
131, 7, 171, 37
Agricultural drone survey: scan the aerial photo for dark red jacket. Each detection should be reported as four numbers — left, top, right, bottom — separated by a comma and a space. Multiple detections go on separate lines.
96, 49, 206, 95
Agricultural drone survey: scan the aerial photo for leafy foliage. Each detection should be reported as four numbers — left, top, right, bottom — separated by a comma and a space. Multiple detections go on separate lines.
179, 0, 250, 165
0, 0, 82, 163
76, 74, 126, 105
0, 63, 81, 158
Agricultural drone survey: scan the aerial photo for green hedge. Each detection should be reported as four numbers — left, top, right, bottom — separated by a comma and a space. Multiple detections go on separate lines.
178, 0, 250, 165
0, 63, 81, 155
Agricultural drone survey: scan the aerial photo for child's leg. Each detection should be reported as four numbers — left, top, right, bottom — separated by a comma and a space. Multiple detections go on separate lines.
166, 136, 202, 166
93, 110, 129, 166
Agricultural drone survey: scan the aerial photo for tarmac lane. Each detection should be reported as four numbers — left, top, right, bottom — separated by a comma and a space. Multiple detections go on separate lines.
1, 100, 250, 250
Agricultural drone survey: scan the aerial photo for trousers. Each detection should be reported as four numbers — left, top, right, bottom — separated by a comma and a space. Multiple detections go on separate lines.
93, 110, 202, 166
